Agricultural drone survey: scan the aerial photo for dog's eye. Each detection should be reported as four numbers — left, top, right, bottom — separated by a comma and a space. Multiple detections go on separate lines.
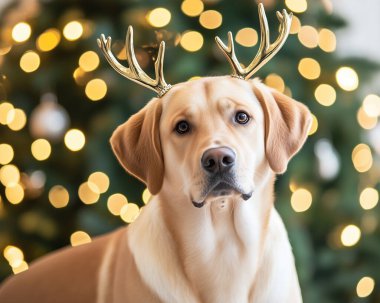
175, 120, 190, 134
235, 111, 250, 124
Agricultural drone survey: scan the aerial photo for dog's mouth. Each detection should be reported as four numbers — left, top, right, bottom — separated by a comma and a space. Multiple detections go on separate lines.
192, 181, 253, 208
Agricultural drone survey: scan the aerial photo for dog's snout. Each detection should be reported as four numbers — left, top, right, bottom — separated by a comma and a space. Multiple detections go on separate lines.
201, 147, 236, 174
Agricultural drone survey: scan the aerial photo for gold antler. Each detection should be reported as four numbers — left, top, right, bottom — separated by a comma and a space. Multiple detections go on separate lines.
215, 3, 292, 80
97, 26, 172, 97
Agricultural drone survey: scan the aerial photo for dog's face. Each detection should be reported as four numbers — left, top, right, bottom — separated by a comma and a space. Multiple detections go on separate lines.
110, 76, 311, 207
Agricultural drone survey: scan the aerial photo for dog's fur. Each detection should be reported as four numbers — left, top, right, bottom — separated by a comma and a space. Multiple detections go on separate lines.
0, 76, 311, 303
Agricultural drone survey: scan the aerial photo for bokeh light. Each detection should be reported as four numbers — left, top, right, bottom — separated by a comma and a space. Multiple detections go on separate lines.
291, 188, 312, 212
235, 28, 258, 47
0, 164, 20, 187
336, 67, 359, 91
85, 79, 107, 101
298, 58, 321, 80
107, 193, 128, 216
64, 129, 85, 152
341, 224, 361, 247
285, 0, 307, 13
352, 144, 373, 173
20, 51, 40, 73
146, 8, 171, 28
88, 172, 109, 194
70, 231, 91, 246
36, 28, 61, 52
79, 51, 100, 72
49, 185, 70, 208
181, 0, 204, 17
0, 102, 14, 125
0, 144, 14, 165
6, 108, 27, 131
12, 22, 31, 43
359, 188, 379, 210
142, 188, 151, 204
5, 184, 24, 205
314, 84, 336, 106
78, 182, 99, 204
180, 31, 203, 52
290, 16, 301, 34
357, 107, 377, 130
298, 26, 319, 48
356, 276, 375, 298
362, 94, 380, 117
120, 203, 140, 223
308, 114, 318, 135
3, 245, 24, 268
31, 139, 51, 161
318, 28, 336, 52
265, 73, 285, 93
199, 10, 222, 29
63, 21, 83, 41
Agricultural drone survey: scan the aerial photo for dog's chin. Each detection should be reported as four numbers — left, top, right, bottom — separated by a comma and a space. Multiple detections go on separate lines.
191, 182, 253, 208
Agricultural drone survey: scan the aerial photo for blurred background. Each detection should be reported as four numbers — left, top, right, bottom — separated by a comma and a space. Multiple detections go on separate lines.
0, 0, 379, 302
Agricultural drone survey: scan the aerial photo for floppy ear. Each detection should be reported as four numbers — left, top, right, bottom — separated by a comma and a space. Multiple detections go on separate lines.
110, 99, 164, 194
252, 82, 312, 174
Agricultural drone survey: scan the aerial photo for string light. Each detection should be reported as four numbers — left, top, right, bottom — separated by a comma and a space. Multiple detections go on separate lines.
0, 144, 14, 165
352, 144, 372, 173
79, 51, 100, 72
70, 231, 91, 246
356, 276, 375, 298
235, 28, 258, 47
12, 22, 31, 43
85, 78, 107, 101
362, 94, 380, 117
298, 58, 321, 80
88, 171, 109, 194
181, 0, 204, 17
318, 28, 336, 52
265, 73, 285, 93
314, 84, 336, 106
180, 31, 203, 52
359, 188, 379, 210
308, 114, 318, 135
31, 139, 51, 161
199, 10, 222, 29
0, 102, 14, 125
285, 0, 308, 13
340, 224, 361, 247
5, 184, 24, 204
142, 188, 151, 204
48, 185, 70, 208
336, 67, 359, 91
36, 28, 61, 52
291, 188, 312, 212
63, 21, 83, 41
19, 51, 40, 73
64, 129, 85, 151
357, 107, 377, 130
298, 26, 319, 48
6, 108, 27, 131
0, 164, 20, 187
120, 203, 140, 223
290, 16, 301, 34
146, 8, 171, 28
107, 193, 128, 215
78, 182, 99, 204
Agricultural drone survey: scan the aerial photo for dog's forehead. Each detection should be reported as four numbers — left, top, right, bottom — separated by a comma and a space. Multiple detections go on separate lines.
161, 76, 259, 116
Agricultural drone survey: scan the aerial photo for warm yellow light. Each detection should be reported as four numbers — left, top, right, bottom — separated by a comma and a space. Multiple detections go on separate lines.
63, 21, 83, 41
142, 188, 152, 204
49, 185, 70, 208
5, 184, 24, 205
64, 129, 85, 152
73, 67, 86, 85
352, 144, 372, 173
85, 78, 107, 101
6, 108, 27, 131
0, 164, 20, 187
180, 31, 204, 52
290, 15, 301, 34
357, 107, 377, 130
31, 139, 51, 161
318, 28, 336, 52
0, 102, 14, 125
181, 0, 204, 17
298, 26, 319, 48
265, 73, 285, 93
356, 276, 375, 298
360, 188, 379, 210
285, 0, 307, 13
70, 231, 92, 247
4, 245, 24, 268
363, 94, 380, 117
336, 67, 359, 91
36, 28, 61, 52
79, 51, 100, 72
298, 58, 321, 80
88, 171, 109, 194
107, 193, 128, 216
12, 22, 32, 43
20, 51, 40, 73
199, 10, 222, 30
0, 144, 14, 165
314, 84, 336, 106
120, 203, 140, 223
0, 45, 12, 56
147, 8, 171, 28
235, 28, 258, 47
308, 114, 318, 135
341, 224, 361, 247
291, 188, 312, 212
12, 260, 28, 274
78, 182, 99, 204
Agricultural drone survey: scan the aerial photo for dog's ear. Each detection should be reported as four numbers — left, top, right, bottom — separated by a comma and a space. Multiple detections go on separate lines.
252, 82, 312, 174
110, 99, 164, 194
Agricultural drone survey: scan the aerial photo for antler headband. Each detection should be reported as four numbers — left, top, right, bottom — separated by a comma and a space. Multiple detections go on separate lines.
97, 3, 292, 97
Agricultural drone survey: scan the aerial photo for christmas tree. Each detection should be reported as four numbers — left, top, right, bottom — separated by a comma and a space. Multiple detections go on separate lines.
0, 0, 379, 302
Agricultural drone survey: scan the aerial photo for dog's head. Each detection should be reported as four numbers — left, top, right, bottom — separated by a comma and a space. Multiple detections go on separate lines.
110, 76, 311, 207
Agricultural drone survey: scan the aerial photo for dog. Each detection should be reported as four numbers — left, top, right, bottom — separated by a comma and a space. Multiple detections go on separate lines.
0, 76, 311, 303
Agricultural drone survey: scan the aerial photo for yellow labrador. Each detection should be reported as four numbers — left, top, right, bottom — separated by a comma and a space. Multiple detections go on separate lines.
0, 76, 311, 303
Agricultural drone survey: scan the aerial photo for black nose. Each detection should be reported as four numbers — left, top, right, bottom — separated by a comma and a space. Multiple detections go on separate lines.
201, 147, 236, 174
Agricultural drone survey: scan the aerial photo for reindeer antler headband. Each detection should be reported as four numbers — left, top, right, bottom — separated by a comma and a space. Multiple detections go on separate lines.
97, 3, 292, 97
